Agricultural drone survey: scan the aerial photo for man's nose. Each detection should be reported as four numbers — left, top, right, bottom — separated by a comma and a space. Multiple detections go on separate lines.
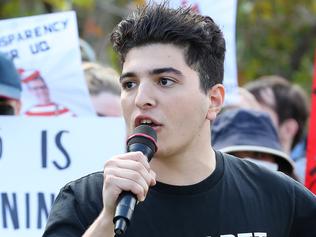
135, 82, 156, 109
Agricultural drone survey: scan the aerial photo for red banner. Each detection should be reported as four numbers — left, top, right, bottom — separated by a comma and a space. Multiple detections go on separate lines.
305, 51, 316, 194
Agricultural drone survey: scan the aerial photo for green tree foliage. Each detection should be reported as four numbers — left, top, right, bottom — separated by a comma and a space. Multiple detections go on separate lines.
0, 0, 315, 93
237, 0, 316, 94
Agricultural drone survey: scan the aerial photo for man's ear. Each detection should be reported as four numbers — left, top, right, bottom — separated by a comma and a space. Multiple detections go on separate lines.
206, 84, 225, 121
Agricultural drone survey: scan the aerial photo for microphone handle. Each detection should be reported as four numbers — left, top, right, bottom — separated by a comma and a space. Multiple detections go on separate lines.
128, 143, 155, 161
113, 192, 137, 235
113, 143, 154, 235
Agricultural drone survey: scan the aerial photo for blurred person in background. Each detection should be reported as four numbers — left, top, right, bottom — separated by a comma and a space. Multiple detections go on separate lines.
82, 62, 122, 117
19, 68, 75, 117
221, 87, 262, 112
0, 52, 21, 115
244, 75, 309, 183
212, 108, 298, 180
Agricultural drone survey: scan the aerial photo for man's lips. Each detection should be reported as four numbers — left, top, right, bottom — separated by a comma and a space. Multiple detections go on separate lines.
134, 115, 162, 128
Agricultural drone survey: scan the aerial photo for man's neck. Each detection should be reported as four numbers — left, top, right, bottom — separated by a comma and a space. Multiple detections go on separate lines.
150, 146, 216, 186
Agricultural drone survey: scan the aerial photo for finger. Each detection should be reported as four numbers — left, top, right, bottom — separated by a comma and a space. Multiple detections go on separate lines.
104, 174, 147, 201
115, 152, 151, 170
107, 159, 153, 181
105, 167, 150, 195
149, 169, 156, 186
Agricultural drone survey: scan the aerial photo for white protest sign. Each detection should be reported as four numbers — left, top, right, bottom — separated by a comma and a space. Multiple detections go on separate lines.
0, 117, 126, 236
0, 11, 95, 116
151, 0, 239, 104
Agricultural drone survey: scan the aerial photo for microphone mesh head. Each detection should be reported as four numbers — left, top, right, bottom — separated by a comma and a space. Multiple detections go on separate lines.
134, 125, 157, 141
127, 125, 157, 152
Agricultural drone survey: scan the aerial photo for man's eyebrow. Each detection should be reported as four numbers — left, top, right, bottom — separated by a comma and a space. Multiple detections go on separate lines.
150, 67, 183, 76
119, 67, 183, 81
120, 72, 136, 82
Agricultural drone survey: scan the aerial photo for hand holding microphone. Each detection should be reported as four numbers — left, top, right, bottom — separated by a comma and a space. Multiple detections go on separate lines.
102, 125, 157, 236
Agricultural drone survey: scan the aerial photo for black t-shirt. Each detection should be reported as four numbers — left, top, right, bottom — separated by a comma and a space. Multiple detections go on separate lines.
42, 151, 316, 237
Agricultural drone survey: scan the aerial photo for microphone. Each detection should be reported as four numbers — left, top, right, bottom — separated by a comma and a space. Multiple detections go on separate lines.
113, 125, 157, 235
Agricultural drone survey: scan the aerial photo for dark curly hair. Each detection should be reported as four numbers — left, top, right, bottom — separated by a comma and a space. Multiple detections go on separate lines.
111, 2, 226, 93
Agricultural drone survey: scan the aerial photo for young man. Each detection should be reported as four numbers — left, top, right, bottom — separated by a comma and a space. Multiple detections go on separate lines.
43, 3, 316, 237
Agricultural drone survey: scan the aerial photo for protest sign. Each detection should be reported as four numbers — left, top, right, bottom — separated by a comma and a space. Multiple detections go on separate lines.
0, 11, 95, 116
0, 117, 125, 236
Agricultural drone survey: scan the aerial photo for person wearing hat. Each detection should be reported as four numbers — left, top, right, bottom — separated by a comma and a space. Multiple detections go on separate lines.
0, 53, 21, 115
244, 75, 309, 183
212, 108, 297, 179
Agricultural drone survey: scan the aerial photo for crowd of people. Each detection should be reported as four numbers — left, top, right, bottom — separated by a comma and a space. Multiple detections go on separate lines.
0, 2, 315, 237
